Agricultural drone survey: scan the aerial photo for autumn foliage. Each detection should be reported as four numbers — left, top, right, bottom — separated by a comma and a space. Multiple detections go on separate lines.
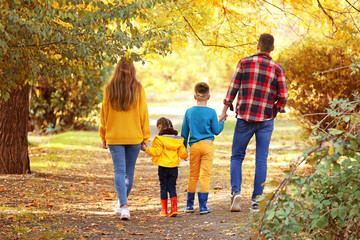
278, 37, 360, 131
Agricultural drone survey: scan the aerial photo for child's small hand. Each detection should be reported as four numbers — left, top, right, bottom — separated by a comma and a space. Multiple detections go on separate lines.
219, 113, 228, 122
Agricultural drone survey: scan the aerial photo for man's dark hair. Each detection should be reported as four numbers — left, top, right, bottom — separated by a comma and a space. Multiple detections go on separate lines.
258, 33, 274, 53
194, 82, 209, 100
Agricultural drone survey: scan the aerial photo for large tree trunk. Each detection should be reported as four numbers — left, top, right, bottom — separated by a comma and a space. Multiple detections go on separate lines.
0, 85, 30, 174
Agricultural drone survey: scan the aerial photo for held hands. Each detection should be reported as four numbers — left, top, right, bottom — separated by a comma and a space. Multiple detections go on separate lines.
219, 113, 228, 122
101, 141, 108, 149
140, 142, 148, 151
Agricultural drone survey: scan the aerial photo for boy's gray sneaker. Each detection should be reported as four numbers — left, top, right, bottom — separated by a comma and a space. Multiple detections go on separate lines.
230, 191, 241, 212
251, 201, 260, 211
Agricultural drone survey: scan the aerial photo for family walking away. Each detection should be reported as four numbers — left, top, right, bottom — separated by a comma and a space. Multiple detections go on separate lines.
181, 82, 225, 215
141, 117, 188, 217
99, 32, 288, 220
99, 60, 150, 220
219, 33, 288, 211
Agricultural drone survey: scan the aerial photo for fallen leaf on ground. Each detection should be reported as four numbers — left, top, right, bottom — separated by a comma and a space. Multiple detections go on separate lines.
25, 201, 38, 207
226, 233, 236, 236
128, 232, 145, 235
46, 202, 54, 207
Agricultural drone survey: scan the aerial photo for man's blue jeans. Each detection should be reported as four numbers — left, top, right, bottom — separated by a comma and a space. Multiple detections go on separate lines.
230, 119, 274, 201
108, 144, 141, 206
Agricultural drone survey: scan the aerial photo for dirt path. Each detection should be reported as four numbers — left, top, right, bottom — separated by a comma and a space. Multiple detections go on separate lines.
0, 131, 254, 240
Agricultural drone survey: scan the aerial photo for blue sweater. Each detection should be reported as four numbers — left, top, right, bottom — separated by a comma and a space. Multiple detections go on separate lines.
181, 106, 224, 148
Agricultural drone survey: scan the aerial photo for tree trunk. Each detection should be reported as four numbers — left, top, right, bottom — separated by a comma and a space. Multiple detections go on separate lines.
0, 85, 31, 174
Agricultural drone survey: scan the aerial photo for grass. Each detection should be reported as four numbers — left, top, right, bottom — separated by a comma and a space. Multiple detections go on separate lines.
29, 131, 100, 171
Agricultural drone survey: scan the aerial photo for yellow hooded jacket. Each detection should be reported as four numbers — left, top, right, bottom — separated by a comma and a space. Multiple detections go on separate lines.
146, 135, 188, 168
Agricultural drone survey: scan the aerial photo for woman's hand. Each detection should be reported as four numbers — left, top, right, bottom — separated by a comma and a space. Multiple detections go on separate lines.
101, 141, 108, 149
140, 142, 147, 151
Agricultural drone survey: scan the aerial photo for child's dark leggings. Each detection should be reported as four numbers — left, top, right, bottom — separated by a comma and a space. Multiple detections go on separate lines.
158, 166, 178, 200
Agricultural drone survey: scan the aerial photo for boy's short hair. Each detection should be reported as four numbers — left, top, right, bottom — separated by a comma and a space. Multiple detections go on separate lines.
194, 82, 209, 100
258, 33, 274, 53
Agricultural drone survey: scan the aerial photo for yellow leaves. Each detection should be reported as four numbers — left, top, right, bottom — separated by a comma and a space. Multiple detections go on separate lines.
52, 18, 73, 30
140, 196, 151, 204
266, 180, 281, 188
61, 227, 75, 233
328, 146, 334, 155
101, 191, 115, 201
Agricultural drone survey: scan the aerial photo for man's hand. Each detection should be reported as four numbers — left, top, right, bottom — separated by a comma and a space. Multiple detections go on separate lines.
219, 113, 228, 122
219, 104, 230, 122
101, 141, 108, 149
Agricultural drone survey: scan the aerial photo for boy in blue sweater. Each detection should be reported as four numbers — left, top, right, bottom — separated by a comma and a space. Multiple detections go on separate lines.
181, 82, 225, 214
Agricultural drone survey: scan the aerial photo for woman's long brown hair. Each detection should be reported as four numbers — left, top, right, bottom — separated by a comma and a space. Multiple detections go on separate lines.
105, 60, 140, 111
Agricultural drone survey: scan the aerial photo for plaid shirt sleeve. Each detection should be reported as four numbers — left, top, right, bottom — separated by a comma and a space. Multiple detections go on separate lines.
276, 66, 288, 112
224, 60, 243, 111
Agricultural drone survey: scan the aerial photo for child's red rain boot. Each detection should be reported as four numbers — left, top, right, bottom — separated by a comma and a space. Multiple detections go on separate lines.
160, 199, 168, 217
169, 197, 178, 217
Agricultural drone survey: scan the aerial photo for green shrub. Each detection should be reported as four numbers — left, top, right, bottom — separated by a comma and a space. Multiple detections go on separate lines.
252, 94, 360, 239
29, 64, 111, 132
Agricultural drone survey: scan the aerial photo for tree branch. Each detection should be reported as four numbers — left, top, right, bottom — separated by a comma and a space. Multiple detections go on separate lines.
316, 64, 354, 74
182, 16, 256, 49
316, 0, 338, 37
345, 0, 360, 12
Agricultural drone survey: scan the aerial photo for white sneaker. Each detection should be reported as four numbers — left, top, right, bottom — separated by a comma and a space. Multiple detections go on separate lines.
121, 208, 130, 220
114, 203, 122, 216
230, 192, 241, 212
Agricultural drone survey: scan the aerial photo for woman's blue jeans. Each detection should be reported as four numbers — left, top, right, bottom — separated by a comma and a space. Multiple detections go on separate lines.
230, 119, 274, 201
108, 144, 141, 206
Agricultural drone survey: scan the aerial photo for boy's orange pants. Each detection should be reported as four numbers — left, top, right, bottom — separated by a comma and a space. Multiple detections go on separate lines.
187, 140, 214, 193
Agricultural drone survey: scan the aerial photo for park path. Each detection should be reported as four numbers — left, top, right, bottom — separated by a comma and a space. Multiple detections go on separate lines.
0, 94, 301, 239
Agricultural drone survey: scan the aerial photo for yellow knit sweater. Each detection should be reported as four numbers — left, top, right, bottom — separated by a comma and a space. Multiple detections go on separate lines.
99, 85, 150, 145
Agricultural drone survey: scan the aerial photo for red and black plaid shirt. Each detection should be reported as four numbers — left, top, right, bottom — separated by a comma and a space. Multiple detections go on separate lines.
224, 53, 288, 122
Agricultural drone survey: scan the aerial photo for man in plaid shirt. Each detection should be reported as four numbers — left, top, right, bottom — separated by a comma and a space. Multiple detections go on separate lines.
219, 33, 288, 212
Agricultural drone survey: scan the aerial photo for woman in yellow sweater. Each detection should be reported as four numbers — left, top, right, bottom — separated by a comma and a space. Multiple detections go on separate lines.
99, 60, 150, 220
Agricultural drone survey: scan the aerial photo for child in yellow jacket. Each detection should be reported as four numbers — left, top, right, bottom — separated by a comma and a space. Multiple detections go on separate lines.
141, 117, 188, 217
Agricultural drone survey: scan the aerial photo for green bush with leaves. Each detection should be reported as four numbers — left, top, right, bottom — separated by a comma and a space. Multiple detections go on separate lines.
30, 64, 111, 132
252, 93, 360, 239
